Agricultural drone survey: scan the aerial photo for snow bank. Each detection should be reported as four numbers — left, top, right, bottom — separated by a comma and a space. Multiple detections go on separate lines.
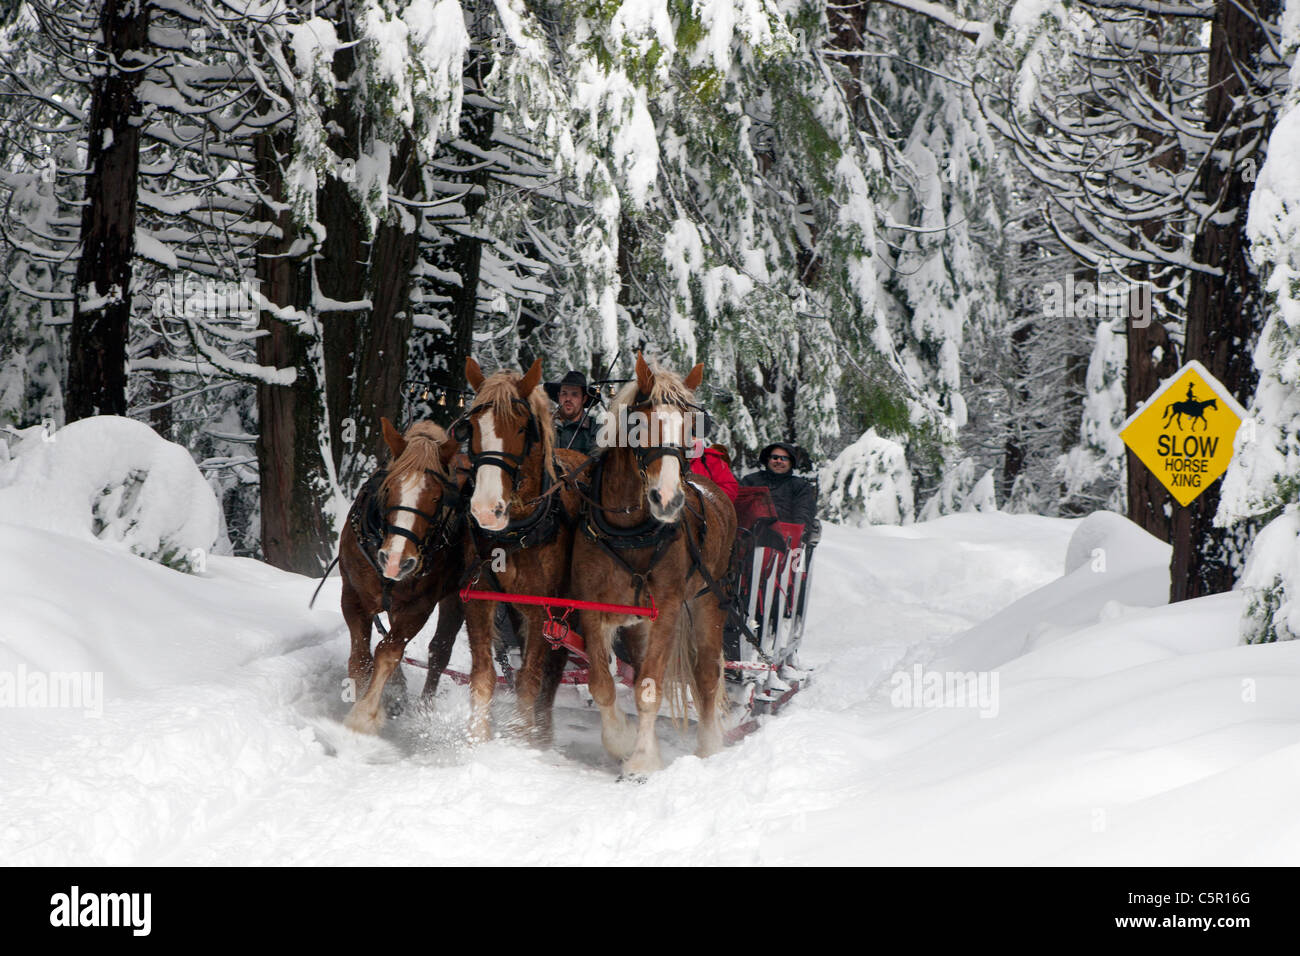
0, 416, 218, 570
0, 525, 342, 864
819, 428, 914, 526
932, 510, 1170, 671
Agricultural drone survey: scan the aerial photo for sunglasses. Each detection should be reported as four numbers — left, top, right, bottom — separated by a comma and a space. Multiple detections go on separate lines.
769, 454, 791, 462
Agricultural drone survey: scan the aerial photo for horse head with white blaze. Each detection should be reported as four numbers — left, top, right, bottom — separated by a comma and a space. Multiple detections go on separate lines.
375, 418, 462, 582
602, 352, 705, 523
461, 357, 556, 532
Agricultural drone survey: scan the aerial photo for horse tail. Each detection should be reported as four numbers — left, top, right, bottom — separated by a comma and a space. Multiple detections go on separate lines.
663, 604, 729, 729
663, 610, 697, 729
1162, 404, 1173, 419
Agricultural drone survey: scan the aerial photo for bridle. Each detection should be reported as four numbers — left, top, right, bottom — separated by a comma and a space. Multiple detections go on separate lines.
451, 395, 542, 489
624, 389, 701, 483
366, 467, 465, 580
576, 390, 706, 605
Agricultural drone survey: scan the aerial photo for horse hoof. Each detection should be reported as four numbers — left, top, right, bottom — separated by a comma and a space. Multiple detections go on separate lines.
344, 708, 382, 735
601, 728, 637, 761
617, 772, 649, 785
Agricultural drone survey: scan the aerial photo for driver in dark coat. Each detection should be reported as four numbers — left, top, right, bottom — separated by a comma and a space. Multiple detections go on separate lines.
740, 442, 820, 542
545, 370, 600, 456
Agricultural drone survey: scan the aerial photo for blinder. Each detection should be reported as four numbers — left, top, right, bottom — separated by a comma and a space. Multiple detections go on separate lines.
375, 467, 464, 577
459, 395, 542, 487
626, 390, 699, 478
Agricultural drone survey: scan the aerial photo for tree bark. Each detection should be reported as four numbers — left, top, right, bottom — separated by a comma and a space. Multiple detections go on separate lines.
66, 0, 149, 421
316, 29, 368, 492
351, 134, 422, 473
1124, 15, 1185, 542
1170, 0, 1276, 601
254, 126, 333, 574
1125, 316, 1178, 539
1001, 318, 1031, 497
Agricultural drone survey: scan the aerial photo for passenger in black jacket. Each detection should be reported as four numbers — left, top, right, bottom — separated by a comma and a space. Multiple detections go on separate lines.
741, 442, 820, 542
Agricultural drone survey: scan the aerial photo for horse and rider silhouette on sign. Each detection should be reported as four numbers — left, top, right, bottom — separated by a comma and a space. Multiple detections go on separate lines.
1163, 381, 1218, 432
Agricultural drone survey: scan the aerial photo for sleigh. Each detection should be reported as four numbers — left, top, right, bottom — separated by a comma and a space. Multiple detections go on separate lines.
719, 485, 813, 737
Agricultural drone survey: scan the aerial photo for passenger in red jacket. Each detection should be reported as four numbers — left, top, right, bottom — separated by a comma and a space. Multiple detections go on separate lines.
689, 438, 740, 501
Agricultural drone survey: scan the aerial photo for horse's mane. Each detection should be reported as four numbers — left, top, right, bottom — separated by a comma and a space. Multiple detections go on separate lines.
599, 362, 696, 451
381, 421, 448, 500
475, 370, 556, 479
608, 362, 695, 414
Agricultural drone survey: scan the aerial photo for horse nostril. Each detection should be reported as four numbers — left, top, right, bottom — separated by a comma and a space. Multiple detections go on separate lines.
400, 557, 416, 575
378, 549, 389, 566
649, 489, 661, 506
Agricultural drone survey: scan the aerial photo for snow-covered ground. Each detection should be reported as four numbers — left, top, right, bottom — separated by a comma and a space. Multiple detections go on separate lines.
4, 503, 1300, 864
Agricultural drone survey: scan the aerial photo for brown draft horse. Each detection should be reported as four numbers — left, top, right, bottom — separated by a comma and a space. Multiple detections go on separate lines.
340, 419, 467, 734
461, 357, 584, 745
570, 354, 737, 776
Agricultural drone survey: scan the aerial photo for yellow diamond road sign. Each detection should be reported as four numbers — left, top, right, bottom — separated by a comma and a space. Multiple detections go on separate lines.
1120, 360, 1247, 506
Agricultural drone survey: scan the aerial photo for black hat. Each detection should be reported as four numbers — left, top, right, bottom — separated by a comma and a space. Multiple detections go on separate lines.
759, 442, 801, 466
544, 370, 599, 405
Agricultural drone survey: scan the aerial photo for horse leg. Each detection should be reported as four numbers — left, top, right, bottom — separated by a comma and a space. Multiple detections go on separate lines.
622, 608, 679, 777
582, 610, 635, 760
463, 599, 498, 743
692, 601, 727, 758
508, 605, 546, 738
421, 593, 464, 702
342, 580, 375, 695
514, 605, 569, 743
533, 644, 570, 748
345, 611, 421, 734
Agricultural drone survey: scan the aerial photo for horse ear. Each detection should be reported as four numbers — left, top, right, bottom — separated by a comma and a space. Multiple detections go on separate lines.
684, 362, 704, 392
635, 352, 653, 394
465, 356, 485, 392
517, 357, 542, 398
381, 417, 406, 460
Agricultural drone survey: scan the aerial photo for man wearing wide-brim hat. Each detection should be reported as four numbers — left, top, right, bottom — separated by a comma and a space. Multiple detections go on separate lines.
545, 370, 600, 456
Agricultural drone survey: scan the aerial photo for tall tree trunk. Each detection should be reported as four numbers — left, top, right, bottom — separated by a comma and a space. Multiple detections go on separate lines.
1125, 312, 1178, 538
254, 126, 333, 574
1001, 317, 1031, 497
1170, 0, 1276, 601
1057, 256, 1093, 515
66, 0, 149, 421
1126, 17, 1182, 542
351, 134, 422, 472
316, 28, 368, 493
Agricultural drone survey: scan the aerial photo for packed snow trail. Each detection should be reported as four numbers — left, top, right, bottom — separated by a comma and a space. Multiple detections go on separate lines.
3, 512, 1300, 864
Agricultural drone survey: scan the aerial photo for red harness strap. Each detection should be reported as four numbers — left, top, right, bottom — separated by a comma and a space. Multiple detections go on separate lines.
457, 588, 659, 620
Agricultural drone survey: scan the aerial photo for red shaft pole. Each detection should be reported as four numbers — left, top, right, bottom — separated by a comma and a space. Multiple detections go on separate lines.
458, 588, 658, 620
